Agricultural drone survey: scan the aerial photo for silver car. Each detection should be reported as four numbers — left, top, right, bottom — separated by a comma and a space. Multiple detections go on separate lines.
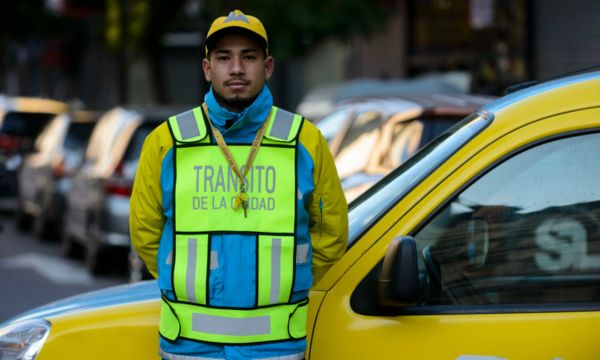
16, 110, 99, 238
317, 94, 493, 202
62, 106, 184, 275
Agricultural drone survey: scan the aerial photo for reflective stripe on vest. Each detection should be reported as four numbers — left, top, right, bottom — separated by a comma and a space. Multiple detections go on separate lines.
164, 105, 307, 344
264, 108, 303, 143
160, 297, 308, 344
168, 107, 207, 143
173, 235, 209, 304
257, 235, 295, 306
168, 106, 302, 144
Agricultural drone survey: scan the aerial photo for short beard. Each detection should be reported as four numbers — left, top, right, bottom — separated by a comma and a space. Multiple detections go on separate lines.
213, 90, 256, 113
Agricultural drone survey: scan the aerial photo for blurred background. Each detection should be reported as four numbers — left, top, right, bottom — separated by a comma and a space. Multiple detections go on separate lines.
2, 0, 599, 110
1, 0, 599, 321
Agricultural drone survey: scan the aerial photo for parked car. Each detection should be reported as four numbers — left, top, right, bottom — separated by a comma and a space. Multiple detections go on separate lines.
2, 69, 600, 359
296, 71, 472, 121
0, 96, 69, 211
15, 110, 99, 238
317, 94, 493, 201
61, 106, 185, 275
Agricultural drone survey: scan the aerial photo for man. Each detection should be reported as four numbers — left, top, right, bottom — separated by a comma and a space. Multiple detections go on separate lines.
130, 9, 348, 360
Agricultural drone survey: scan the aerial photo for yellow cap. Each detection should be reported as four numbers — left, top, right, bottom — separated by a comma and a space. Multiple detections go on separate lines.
205, 10, 268, 55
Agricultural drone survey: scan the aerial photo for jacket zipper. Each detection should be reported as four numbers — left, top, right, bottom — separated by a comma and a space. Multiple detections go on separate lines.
319, 197, 324, 238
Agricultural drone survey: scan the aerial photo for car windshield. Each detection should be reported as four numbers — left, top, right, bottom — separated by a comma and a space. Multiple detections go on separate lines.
0, 112, 55, 138
382, 116, 463, 168
64, 122, 95, 151
122, 122, 158, 162
316, 108, 353, 143
120, 121, 160, 181
335, 111, 384, 178
347, 112, 493, 247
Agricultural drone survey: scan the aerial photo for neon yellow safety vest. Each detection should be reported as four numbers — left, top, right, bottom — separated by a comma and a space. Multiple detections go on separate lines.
159, 106, 308, 344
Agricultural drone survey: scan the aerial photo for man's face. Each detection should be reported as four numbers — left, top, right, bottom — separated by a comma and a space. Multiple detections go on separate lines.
203, 33, 274, 112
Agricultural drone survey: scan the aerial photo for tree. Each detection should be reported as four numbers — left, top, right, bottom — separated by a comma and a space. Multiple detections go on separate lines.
102, 0, 392, 103
203, 0, 393, 59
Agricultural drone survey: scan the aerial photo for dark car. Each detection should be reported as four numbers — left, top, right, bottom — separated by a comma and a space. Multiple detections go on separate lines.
16, 110, 100, 237
62, 106, 185, 275
0, 96, 69, 211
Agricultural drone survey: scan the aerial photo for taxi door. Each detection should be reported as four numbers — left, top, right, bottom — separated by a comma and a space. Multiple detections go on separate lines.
310, 107, 600, 360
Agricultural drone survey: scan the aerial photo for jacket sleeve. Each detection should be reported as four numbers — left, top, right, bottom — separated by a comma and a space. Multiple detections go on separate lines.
300, 122, 348, 284
129, 124, 169, 278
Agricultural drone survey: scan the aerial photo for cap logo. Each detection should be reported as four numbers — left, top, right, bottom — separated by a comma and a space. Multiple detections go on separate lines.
224, 11, 250, 23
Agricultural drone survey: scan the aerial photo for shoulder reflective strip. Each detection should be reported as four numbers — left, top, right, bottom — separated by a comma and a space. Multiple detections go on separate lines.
269, 108, 295, 139
256, 352, 306, 360
173, 235, 209, 304
192, 313, 270, 336
296, 243, 309, 264
176, 110, 200, 140
159, 349, 224, 360
210, 251, 218, 270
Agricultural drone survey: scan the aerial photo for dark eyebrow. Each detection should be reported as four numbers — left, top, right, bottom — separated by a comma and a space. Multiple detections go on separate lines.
213, 48, 258, 56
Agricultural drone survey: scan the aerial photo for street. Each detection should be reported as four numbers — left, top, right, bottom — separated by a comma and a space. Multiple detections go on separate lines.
0, 213, 127, 323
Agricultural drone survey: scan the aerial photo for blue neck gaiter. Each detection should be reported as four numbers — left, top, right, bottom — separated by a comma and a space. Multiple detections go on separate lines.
204, 86, 273, 142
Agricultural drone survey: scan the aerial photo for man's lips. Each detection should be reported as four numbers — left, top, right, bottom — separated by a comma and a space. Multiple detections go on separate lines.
225, 80, 249, 90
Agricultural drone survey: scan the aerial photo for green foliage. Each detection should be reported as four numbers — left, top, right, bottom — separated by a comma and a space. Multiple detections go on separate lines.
106, 0, 151, 51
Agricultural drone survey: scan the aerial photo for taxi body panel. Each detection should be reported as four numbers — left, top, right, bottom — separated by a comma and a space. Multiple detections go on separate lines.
37, 300, 160, 360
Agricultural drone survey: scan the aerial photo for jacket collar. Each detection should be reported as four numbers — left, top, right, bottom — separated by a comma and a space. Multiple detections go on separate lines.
204, 86, 273, 141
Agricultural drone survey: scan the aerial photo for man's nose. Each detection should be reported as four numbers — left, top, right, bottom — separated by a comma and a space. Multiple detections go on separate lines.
230, 57, 244, 75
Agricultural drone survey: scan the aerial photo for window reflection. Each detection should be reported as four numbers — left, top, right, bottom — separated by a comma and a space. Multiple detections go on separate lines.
416, 133, 600, 305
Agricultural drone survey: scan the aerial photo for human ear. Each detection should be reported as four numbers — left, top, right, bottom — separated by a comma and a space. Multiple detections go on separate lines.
202, 58, 212, 82
264, 56, 274, 80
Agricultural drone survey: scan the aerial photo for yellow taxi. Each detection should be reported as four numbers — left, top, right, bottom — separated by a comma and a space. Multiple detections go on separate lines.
2, 69, 600, 359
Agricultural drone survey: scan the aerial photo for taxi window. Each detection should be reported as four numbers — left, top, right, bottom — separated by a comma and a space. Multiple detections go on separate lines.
416, 132, 600, 306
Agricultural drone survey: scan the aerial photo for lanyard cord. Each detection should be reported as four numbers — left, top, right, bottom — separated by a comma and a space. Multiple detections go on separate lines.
203, 105, 271, 216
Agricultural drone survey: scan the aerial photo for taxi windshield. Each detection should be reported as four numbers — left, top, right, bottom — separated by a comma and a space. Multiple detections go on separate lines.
347, 112, 493, 247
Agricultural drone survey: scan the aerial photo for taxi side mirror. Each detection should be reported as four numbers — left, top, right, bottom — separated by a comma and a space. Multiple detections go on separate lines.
378, 236, 419, 307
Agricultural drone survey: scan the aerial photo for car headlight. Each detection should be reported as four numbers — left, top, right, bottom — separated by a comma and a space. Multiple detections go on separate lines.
0, 319, 51, 360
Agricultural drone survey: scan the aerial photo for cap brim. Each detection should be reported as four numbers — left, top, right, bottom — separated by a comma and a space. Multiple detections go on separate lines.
205, 27, 268, 54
